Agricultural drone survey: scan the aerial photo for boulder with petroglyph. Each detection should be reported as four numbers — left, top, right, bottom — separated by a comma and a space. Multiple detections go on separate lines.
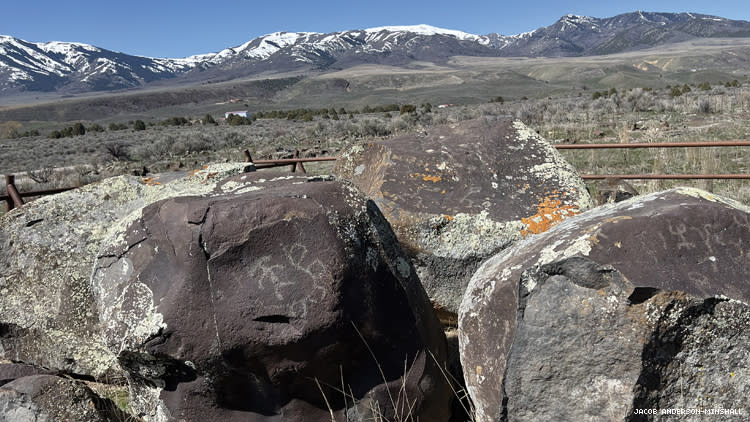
0, 163, 253, 380
334, 118, 593, 318
459, 188, 750, 422
92, 172, 452, 422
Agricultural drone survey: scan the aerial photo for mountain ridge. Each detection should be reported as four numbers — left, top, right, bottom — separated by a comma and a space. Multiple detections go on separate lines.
2, 11, 750, 95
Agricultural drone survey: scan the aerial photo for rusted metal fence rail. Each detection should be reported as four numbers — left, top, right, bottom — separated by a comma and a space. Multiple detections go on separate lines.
580, 174, 750, 180
1, 175, 77, 211
3, 141, 748, 212
554, 140, 750, 180
554, 140, 750, 149
243, 149, 337, 174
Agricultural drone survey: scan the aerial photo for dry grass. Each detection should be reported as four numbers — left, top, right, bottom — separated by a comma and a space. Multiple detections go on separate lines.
2, 81, 749, 217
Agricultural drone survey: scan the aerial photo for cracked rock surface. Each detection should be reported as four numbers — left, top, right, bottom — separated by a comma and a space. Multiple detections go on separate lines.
335, 118, 592, 317
459, 188, 750, 422
93, 172, 451, 422
0, 163, 254, 380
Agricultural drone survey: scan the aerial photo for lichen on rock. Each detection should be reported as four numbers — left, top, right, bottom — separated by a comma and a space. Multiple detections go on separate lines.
335, 118, 592, 316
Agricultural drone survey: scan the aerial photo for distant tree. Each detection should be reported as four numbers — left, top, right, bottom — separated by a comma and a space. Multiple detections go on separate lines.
422, 102, 433, 112
72, 122, 86, 136
48, 130, 62, 139
669, 86, 683, 97
682, 84, 692, 94
226, 114, 252, 125
699, 81, 711, 91
133, 120, 146, 131
89, 123, 105, 133
592, 91, 603, 100
203, 114, 217, 125
399, 104, 417, 115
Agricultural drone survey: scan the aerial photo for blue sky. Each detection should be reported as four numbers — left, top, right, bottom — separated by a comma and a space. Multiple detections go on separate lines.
3, 0, 748, 58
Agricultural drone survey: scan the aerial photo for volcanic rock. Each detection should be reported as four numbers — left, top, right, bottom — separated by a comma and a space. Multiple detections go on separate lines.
92, 173, 452, 422
0, 363, 55, 387
334, 118, 592, 317
0, 163, 254, 379
0, 375, 131, 422
459, 188, 750, 421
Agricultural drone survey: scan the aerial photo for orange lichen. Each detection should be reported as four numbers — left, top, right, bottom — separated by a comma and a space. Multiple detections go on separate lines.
423, 175, 442, 183
141, 177, 162, 186
520, 195, 580, 237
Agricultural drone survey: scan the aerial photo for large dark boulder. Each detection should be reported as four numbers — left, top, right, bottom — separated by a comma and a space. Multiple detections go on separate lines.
0, 164, 254, 379
92, 173, 452, 422
0, 375, 132, 422
459, 188, 750, 421
335, 118, 592, 317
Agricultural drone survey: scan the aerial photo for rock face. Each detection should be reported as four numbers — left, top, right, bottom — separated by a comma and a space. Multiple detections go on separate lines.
505, 257, 749, 421
459, 188, 750, 421
0, 363, 55, 387
334, 118, 592, 317
92, 173, 451, 422
0, 163, 254, 379
596, 177, 638, 203
0, 375, 130, 422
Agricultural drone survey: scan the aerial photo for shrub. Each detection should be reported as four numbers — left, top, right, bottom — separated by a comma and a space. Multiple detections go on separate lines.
203, 114, 217, 125
89, 123, 105, 133
226, 114, 252, 125
72, 122, 86, 136
698, 98, 712, 113
134, 120, 147, 131
399, 104, 417, 115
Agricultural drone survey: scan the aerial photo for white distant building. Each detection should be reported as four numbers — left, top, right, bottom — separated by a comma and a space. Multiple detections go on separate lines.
225, 110, 249, 119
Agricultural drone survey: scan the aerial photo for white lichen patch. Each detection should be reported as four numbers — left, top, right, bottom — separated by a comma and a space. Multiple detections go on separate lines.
420, 211, 525, 260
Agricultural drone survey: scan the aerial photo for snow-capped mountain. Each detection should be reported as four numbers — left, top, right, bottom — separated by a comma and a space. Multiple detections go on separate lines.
2, 12, 750, 95
489, 11, 750, 56
0, 35, 194, 93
